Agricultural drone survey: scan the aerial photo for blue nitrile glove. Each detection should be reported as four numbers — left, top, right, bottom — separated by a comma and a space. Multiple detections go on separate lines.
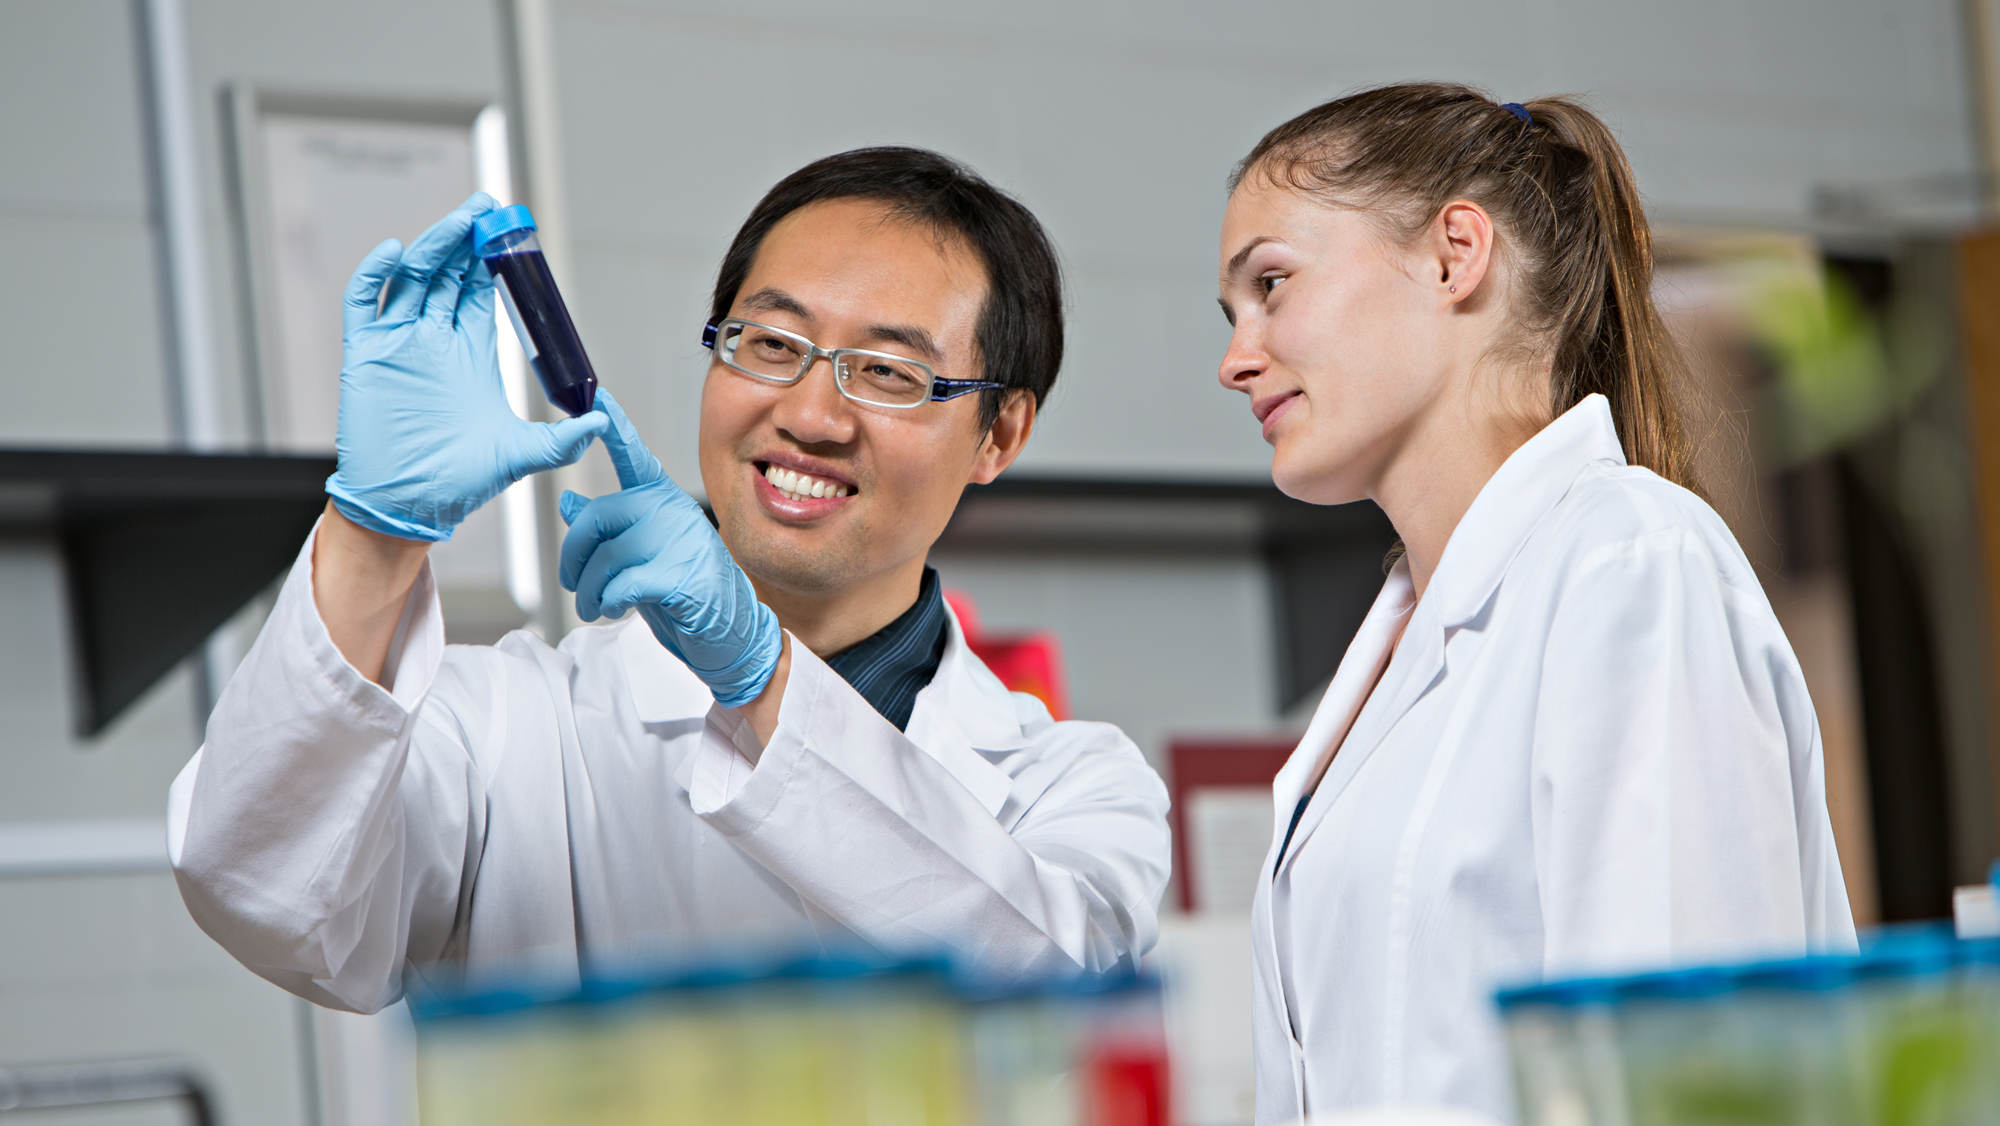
558, 390, 783, 708
325, 193, 608, 541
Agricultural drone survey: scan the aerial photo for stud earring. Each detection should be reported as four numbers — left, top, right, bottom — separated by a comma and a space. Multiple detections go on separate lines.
1448, 284, 1457, 294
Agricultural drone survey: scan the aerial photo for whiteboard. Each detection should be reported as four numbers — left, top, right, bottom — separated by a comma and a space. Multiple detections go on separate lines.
229, 91, 542, 630
256, 111, 480, 453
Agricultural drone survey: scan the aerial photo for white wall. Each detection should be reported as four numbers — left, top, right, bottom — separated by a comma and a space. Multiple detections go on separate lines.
0, 866, 312, 1126
0, 1, 171, 447
544, 0, 1983, 487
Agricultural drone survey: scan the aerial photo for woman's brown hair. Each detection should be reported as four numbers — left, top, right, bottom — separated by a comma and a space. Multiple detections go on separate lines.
1232, 83, 1698, 491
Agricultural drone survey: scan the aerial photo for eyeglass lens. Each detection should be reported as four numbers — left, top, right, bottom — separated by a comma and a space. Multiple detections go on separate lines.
718, 321, 933, 407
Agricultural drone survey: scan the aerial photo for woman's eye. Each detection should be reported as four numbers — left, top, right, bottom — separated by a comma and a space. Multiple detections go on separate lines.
1260, 274, 1287, 296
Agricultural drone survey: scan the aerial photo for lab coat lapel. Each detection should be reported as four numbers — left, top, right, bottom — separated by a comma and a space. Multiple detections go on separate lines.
1276, 582, 1443, 876
1271, 563, 1425, 875
890, 605, 1026, 821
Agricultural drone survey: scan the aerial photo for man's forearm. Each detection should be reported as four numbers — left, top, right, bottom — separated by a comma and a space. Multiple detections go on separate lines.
734, 632, 793, 755
311, 501, 432, 685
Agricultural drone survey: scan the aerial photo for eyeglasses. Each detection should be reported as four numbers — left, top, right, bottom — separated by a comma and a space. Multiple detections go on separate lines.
701, 318, 1004, 409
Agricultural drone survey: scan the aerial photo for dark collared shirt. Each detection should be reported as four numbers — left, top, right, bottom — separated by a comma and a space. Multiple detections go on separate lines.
824, 566, 948, 732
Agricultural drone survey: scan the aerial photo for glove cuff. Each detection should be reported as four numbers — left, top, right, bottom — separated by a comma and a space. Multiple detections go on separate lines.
324, 478, 453, 543
705, 606, 784, 709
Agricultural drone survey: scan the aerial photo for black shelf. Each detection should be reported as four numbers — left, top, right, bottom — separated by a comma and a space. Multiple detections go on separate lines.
0, 454, 1393, 733
0, 1058, 215, 1123
0, 448, 334, 737
943, 476, 1396, 711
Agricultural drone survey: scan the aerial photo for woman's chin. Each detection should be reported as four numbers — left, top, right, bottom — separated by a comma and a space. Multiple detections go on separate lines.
1271, 455, 1364, 508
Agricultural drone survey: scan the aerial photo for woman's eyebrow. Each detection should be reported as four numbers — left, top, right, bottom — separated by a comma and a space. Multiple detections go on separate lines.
1224, 235, 1279, 280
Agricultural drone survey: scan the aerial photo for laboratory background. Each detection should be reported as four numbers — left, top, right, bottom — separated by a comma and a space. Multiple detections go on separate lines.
3, 0, 1999, 1123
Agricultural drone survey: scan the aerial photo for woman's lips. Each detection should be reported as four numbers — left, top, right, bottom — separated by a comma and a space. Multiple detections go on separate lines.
1258, 392, 1302, 441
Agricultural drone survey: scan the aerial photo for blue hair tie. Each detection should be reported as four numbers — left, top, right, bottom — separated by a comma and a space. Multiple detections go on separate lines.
1502, 102, 1533, 124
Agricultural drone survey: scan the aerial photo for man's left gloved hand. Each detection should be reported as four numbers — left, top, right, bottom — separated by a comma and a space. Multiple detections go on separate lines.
558, 390, 783, 709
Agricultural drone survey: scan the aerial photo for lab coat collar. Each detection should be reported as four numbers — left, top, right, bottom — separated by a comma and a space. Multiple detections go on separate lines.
1426, 393, 1627, 629
619, 603, 1031, 746
911, 603, 1041, 753
617, 602, 1029, 816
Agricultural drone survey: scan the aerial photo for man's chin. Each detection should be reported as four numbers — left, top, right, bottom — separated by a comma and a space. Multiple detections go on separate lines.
734, 540, 854, 600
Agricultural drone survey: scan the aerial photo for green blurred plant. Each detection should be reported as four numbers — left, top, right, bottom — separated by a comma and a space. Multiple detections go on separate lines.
1749, 271, 1879, 464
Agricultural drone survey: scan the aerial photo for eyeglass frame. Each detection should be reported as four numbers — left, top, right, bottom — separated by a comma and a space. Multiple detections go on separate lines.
701, 318, 1005, 408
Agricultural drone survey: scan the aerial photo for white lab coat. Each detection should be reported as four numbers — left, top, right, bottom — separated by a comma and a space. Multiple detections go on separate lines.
1252, 395, 1856, 1124
168, 521, 1170, 1014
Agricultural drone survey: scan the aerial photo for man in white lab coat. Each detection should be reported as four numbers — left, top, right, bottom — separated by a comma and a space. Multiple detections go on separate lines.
168, 148, 1171, 1014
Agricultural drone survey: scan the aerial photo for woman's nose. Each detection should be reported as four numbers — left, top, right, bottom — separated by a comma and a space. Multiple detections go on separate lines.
1218, 327, 1266, 393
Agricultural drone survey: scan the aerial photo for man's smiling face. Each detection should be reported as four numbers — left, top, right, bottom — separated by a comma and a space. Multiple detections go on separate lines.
697, 197, 1006, 605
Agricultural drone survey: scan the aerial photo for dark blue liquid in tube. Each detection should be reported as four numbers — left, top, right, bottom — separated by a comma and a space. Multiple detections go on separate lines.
470, 205, 598, 417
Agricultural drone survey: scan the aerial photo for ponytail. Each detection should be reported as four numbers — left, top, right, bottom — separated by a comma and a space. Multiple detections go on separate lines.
1524, 100, 1698, 492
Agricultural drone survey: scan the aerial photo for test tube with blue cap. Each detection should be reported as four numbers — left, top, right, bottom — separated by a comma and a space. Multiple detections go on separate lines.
469, 204, 598, 417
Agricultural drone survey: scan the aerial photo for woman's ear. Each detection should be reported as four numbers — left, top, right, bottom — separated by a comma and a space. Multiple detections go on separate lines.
968, 390, 1037, 485
1432, 199, 1495, 306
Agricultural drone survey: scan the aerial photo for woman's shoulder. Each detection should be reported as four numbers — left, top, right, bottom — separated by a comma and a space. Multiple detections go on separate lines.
1532, 460, 1759, 598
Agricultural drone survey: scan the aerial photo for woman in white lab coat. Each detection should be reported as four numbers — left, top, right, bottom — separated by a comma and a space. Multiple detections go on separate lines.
1213, 84, 1857, 1124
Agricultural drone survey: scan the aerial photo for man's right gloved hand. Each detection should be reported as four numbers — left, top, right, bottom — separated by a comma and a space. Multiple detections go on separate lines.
557, 391, 783, 709
324, 193, 608, 542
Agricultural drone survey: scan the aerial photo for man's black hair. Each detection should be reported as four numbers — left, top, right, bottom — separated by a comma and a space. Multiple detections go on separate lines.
709, 146, 1064, 429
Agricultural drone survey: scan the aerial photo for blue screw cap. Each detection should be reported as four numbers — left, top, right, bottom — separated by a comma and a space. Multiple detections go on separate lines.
471, 204, 537, 255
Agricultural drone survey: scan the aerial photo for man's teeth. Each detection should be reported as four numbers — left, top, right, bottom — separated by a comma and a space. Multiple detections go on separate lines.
763, 463, 853, 501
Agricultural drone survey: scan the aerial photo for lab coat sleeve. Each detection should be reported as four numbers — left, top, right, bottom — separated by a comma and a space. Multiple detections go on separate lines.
167, 519, 495, 1014
688, 643, 1171, 977
1529, 528, 1855, 975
